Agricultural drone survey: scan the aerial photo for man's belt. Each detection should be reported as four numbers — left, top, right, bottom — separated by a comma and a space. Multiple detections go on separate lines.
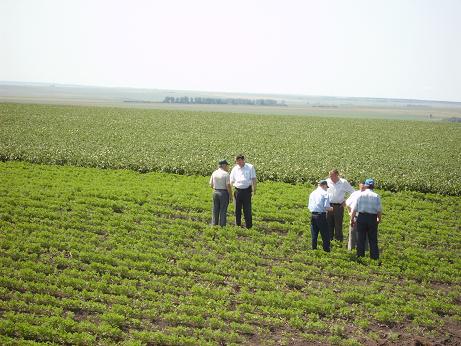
234, 186, 251, 191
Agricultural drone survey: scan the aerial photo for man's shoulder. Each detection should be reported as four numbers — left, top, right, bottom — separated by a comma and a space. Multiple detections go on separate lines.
311, 187, 326, 196
245, 163, 254, 169
364, 189, 379, 197
339, 178, 350, 184
349, 190, 361, 198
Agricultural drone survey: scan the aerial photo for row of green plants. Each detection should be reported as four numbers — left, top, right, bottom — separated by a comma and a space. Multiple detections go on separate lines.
0, 103, 460, 194
1, 161, 460, 345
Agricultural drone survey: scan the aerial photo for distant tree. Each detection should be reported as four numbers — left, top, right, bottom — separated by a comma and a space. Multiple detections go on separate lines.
163, 96, 284, 106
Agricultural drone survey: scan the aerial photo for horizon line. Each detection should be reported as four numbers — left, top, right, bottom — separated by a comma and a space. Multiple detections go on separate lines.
1, 80, 460, 105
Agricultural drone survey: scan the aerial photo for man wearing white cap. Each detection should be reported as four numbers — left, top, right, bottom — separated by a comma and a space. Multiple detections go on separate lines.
345, 182, 368, 251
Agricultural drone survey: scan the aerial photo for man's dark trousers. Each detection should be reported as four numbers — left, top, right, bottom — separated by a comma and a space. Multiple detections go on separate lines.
311, 213, 330, 252
234, 186, 252, 228
327, 203, 344, 241
356, 213, 379, 259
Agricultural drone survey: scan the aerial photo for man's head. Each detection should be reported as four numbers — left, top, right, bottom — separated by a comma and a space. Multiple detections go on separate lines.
235, 154, 245, 168
318, 179, 328, 191
364, 178, 375, 189
219, 159, 229, 170
359, 182, 365, 191
329, 169, 340, 183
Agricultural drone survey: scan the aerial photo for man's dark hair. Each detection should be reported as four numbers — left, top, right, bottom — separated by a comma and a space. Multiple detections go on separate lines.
235, 154, 245, 161
329, 169, 339, 175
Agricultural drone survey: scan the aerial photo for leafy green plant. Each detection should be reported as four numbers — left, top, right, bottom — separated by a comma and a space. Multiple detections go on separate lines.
1, 103, 460, 194
0, 161, 460, 344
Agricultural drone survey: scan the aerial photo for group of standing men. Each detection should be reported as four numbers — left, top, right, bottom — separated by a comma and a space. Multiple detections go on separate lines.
308, 169, 382, 259
210, 159, 382, 259
209, 154, 256, 229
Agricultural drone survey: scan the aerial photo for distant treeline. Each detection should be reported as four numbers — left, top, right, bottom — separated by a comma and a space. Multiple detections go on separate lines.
163, 96, 287, 106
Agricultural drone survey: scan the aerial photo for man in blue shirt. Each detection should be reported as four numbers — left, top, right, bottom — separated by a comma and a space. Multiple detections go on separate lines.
308, 180, 333, 252
350, 178, 382, 259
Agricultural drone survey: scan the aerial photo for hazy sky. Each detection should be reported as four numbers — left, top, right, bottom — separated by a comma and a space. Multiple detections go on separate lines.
1, 0, 460, 101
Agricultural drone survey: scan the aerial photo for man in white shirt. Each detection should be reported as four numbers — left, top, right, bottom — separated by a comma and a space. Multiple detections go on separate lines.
229, 154, 256, 228
350, 178, 382, 260
308, 180, 333, 252
345, 182, 368, 251
209, 159, 233, 226
326, 169, 355, 242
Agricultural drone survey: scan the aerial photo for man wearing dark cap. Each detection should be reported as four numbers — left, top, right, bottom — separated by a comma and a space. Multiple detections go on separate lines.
209, 160, 233, 226
350, 178, 382, 259
230, 154, 256, 228
308, 180, 333, 252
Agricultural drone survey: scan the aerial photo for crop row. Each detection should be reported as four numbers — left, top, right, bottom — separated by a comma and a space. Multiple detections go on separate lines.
0, 103, 460, 195
0, 161, 460, 345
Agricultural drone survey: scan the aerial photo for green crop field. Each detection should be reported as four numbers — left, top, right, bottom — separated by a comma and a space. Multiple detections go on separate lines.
1, 103, 460, 195
1, 161, 460, 345
0, 102, 460, 345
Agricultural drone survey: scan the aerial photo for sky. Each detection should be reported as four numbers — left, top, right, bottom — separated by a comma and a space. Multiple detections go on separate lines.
1, 0, 460, 102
